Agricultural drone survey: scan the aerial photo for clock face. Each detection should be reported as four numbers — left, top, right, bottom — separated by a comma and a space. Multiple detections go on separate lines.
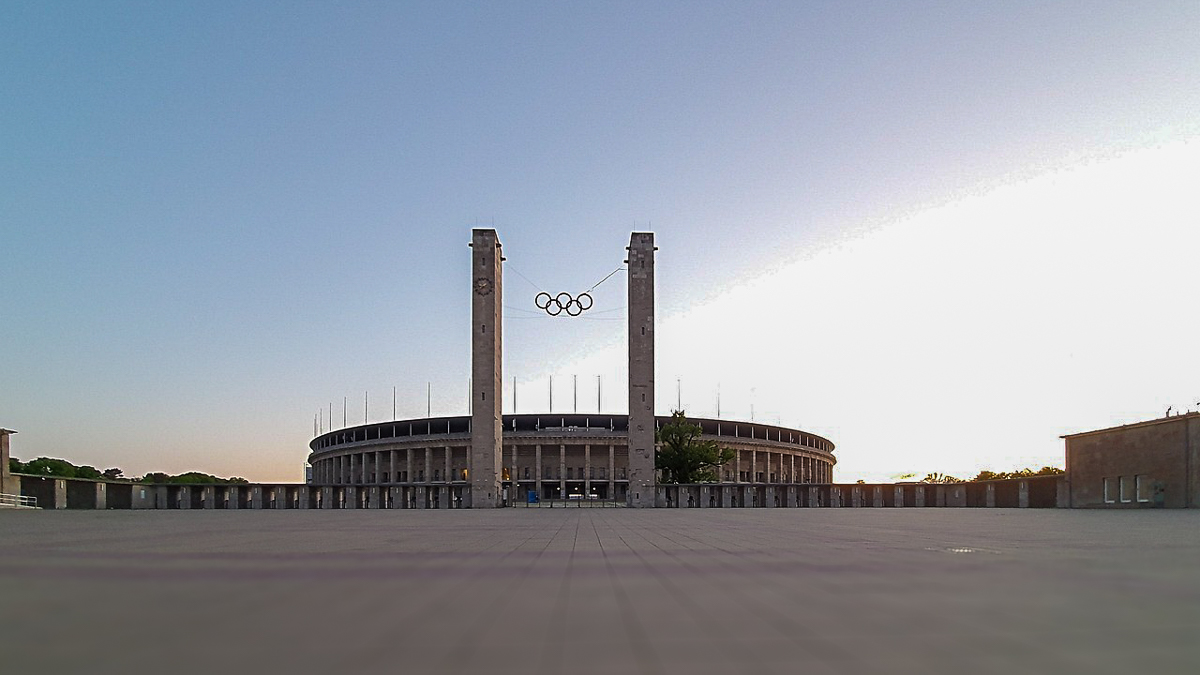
474, 277, 493, 295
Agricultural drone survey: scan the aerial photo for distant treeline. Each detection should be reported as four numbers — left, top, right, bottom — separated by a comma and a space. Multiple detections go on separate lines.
920, 466, 1064, 484
9, 457, 248, 485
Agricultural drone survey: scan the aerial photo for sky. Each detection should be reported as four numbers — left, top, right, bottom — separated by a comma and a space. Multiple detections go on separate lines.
2, 1, 1198, 482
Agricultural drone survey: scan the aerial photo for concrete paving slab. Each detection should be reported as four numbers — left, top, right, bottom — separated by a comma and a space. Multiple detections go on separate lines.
1, 509, 1198, 674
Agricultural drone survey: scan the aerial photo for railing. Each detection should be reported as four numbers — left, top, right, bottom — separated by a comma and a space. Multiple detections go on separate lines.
0, 493, 38, 508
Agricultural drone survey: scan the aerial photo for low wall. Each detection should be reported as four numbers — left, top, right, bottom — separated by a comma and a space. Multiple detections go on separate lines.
14, 475, 1068, 510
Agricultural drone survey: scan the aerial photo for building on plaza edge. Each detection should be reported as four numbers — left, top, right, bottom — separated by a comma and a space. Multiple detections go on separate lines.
307, 413, 834, 508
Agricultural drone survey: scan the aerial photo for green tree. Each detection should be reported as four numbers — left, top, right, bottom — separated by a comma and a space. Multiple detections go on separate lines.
9, 458, 23, 474
75, 465, 103, 480
921, 472, 965, 484
101, 467, 124, 480
655, 411, 735, 484
23, 457, 77, 478
970, 466, 1064, 481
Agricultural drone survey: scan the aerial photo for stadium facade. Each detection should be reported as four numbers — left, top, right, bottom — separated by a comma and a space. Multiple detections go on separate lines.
306, 413, 835, 508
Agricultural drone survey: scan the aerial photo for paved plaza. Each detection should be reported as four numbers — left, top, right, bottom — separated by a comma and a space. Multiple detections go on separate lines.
1, 508, 1198, 674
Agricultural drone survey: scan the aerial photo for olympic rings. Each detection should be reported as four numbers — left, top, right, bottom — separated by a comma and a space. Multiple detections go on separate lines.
534, 291, 594, 317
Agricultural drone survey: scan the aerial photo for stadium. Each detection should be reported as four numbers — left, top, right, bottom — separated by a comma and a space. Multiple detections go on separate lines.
306, 413, 835, 508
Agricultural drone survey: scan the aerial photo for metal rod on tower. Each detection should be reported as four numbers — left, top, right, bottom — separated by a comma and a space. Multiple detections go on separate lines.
364, 391, 368, 424
717, 383, 721, 418
677, 378, 681, 411
597, 375, 601, 413
427, 382, 431, 417
393, 386, 396, 421
574, 374, 577, 413
513, 376, 517, 414
549, 375, 553, 413
343, 397, 347, 427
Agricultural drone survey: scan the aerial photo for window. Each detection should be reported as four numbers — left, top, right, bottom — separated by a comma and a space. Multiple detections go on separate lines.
433, 469, 440, 481
1120, 475, 1134, 503
598, 467, 605, 479
1103, 477, 1115, 503
1136, 475, 1151, 503
544, 467, 552, 479
523, 467, 530, 479
567, 467, 574, 479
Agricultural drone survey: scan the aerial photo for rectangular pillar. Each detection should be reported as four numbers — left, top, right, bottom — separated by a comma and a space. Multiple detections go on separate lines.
535, 444, 543, 499
470, 228, 504, 507
626, 232, 656, 507
607, 444, 615, 501
584, 444, 591, 497
559, 444, 566, 499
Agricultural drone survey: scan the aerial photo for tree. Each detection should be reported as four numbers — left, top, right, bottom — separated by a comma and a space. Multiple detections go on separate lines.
75, 465, 103, 480
102, 467, 124, 480
921, 472, 965, 484
23, 457, 77, 478
655, 411, 735, 484
970, 466, 1065, 481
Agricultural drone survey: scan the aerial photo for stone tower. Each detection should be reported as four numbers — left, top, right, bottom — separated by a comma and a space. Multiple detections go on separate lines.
0, 428, 14, 496
470, 229, 504, 507
626, 232, 656, 507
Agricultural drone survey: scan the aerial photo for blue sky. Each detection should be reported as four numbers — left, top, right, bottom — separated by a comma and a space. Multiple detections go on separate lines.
3, 1, 1198, 481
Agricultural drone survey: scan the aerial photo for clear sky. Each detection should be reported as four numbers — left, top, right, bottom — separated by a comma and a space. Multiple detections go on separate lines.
3, 1, 1198, 482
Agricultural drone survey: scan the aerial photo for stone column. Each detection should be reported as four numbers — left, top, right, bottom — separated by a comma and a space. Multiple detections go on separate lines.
0, 428, 17, 496
406, 448, 413, 484
535, 444, 543, 500
509, 444, 518, 503
470, 228, 504, 507
425, 447, 432, 483
584, 444, 591, 498
444, 446, 451, 485
607, 444, 615, 501
558, 444, 566, 499
626, 231, 656, 508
